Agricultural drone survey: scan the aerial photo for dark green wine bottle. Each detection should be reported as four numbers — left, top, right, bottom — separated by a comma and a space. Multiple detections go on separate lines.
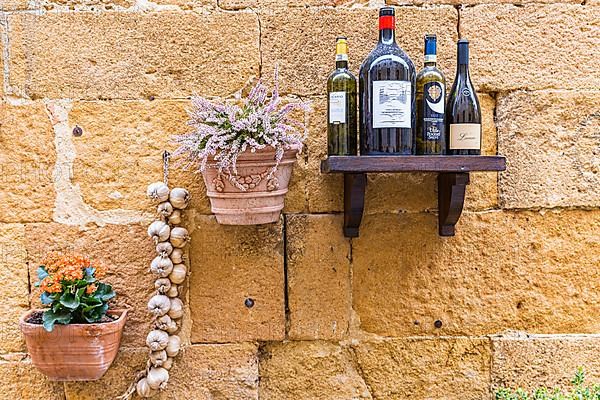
445, 39, 481, 155
416, 34, 446, 155
327, 37, 357, 155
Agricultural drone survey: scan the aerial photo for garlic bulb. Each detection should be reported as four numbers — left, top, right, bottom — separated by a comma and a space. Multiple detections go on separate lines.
157, 201, 174, 218
162, 358, 174, 370
151, 256, 174, 277
168, 297, 184, 319
156, 241, 173, 259
155, 314, 178, 334
136, 378, 156, 398
169, 188, 190, 209
165, 319, 178, 334
169, 264, 187, 285
150, 350, 168, 367
146, 367, 169, 390
147, 182, 170, 203
170, 227, 190, 248
148, 221, 170, 244
166, 284, 179, 298
165, 335, 181, 358
155, 278, 172, 294
171, 248, 184, 264
168, 210, 182, 225
148, 294, 171, 317
146, 329, 169, 351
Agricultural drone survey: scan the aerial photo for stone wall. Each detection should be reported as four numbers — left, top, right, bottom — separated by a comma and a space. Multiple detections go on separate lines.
0, 0, 598, 398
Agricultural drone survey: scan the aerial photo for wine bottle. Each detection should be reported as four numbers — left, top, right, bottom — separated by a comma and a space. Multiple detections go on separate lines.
359, 6, 416, 155
416, 34, 446, 155
327, 37, 358, 156
445, 39, 481, 155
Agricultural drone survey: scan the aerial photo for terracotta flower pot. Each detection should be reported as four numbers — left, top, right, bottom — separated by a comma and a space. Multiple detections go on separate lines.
19, 309, 127, 381
202, 147, 299, 225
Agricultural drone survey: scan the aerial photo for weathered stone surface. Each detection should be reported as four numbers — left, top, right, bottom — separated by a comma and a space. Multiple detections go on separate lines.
69, 100, 210, 213
221, 0, 348, 9
497, 90, 600, 209
0, 224, 28, 353
261, 7, 458, 96
0, 358, 65, 399
259, 341, 371, 400
352, 209, 600, 337
305, 96, 343, 213
9, 12, 260, 99
161, 343, 258, 399
25, 223, 156, 347
0, 0, 30, 10
492, 335, 600, 392
189, 216, 285, 342
353, 338, 491, 400
40, 0, 134, 11
0, 102, 55, 223
286, 214, 351, 340
65, 343, 258, 399
461, 5, 600, 91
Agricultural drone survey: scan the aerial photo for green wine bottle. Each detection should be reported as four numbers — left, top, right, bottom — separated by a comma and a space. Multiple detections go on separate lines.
327, 37, 357, 155
416, 34, 446, 155
445, 39, 481, 155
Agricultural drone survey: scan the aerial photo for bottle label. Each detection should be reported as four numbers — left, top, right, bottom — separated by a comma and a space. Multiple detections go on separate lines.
449, 123, 481, 150
329, 92, 346, 124
372, 80, 411, 129
422, 81, 445, 140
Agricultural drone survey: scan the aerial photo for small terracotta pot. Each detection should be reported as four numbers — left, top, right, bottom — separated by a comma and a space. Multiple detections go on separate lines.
202, 147, 299, 225
19, 309, 127, 381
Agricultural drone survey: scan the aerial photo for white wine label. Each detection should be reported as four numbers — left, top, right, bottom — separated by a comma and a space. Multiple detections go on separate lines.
329, 92, 347, 124
372, 80, 412, 129
449, 123, 481, 150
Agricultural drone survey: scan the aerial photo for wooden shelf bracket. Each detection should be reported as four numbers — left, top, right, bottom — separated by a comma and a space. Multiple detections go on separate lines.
321, 155, 506, 238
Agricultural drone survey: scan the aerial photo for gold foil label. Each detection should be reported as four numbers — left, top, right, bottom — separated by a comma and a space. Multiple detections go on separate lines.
449, 123, 481, 150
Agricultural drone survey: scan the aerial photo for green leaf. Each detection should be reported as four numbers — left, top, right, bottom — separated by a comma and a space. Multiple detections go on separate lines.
94, 283, 115, 301
40, 291, 56, 305
59, 291, 80, 310
82, 303, 108, 323
42, 308, 72, 332
36, 266, 49, 284
84, 267, 96, 283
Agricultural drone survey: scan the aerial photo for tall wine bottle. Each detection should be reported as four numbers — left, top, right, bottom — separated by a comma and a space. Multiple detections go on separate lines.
416, 34, 446, 155
359, 7, 416, 155
445, 39, 481, 155
327, 37, 357, 155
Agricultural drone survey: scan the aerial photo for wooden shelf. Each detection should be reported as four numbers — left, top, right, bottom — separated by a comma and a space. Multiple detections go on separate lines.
320, 155, 507, 237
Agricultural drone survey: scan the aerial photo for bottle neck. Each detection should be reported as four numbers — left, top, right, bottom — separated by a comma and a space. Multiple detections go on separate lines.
378, 15, 396, 45
456, 42, 470, 76
336, 59, 348, 69
424, 54, 437, 68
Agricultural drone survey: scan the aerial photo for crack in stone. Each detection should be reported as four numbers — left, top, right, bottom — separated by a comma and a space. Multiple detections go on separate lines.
347, 344, 375, 399
252, 7, 263, 78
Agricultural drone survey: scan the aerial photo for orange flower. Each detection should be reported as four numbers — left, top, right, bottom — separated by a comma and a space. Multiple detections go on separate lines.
86, 284, 97, 295
39, 252, 110, 293
89, 260, 107, 279
40, 276, 62, 294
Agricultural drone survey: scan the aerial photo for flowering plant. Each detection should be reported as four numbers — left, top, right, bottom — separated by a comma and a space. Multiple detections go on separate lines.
173, 68, 311, 190
35, 252, 115, 331
496, 368, 600, 400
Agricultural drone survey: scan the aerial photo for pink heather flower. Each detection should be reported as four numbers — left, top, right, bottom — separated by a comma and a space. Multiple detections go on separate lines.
173, 66, 311, 191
